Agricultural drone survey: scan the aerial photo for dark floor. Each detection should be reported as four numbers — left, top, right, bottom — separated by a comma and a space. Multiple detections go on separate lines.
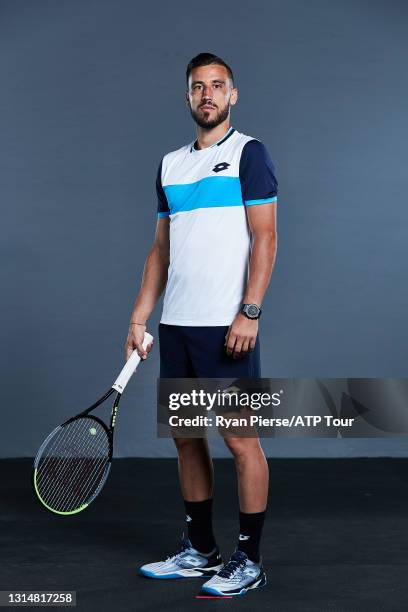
0, 458, 407, 612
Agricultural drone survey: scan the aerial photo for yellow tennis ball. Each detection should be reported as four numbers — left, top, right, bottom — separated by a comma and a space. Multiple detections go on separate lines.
89, 427, 97, 435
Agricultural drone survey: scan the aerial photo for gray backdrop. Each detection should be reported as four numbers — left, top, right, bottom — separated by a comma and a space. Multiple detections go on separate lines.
2, 0, 408, 457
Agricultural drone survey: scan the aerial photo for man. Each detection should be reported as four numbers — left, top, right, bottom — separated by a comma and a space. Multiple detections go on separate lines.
125, 52, 278, 597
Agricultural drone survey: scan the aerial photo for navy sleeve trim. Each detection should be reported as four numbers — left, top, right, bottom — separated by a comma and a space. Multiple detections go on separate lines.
239, 139, 278, 206
156, 158, 170, 217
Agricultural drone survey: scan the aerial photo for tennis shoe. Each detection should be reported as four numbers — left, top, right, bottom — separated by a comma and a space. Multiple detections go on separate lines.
139, 537, 223, 579
201, 549, 266, 596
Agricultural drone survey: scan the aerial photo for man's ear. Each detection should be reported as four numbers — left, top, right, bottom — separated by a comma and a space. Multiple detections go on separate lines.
230, 88, 238, 106
185, 91, 190, 106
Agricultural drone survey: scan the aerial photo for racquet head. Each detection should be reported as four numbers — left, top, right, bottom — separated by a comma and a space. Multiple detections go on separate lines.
33, 392, 119, 515
32, 334, 153, 515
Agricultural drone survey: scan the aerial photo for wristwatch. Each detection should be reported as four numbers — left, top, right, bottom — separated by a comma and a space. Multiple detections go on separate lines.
240, 303, 262, 320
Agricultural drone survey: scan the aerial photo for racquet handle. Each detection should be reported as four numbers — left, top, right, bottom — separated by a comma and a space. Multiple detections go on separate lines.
112, 332, 153, 393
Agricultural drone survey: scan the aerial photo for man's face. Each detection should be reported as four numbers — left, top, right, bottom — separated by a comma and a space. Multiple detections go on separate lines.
186, 64, 238, 130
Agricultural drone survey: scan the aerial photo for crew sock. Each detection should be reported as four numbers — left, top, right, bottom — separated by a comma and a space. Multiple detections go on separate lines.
183, 498, 216, 554
236, 510, 266, 563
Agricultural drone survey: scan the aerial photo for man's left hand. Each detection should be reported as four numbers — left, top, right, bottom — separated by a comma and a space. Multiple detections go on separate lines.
225, 313, 258, 359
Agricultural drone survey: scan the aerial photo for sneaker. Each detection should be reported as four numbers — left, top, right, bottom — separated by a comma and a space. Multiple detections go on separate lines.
139, 537, 223, 579
201, 550, 266, 596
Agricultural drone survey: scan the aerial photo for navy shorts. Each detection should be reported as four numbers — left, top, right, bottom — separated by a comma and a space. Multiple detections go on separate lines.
158, 323, 261, 378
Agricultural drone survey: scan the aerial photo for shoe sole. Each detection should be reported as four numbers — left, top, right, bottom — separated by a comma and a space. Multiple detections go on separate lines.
139, 563, 224, 580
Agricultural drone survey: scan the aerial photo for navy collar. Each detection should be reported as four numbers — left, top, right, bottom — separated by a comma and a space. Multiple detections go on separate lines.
190, 127, 236, 153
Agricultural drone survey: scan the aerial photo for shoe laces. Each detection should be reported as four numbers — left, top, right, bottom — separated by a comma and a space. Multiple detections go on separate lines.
165, 538, 191, 562
218, 551, 247, 578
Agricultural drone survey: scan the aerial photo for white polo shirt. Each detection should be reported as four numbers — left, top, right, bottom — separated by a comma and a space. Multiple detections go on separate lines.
156, 126, 278, 326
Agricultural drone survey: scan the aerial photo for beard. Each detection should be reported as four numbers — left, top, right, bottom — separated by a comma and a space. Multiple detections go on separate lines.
190, 101, 230, 129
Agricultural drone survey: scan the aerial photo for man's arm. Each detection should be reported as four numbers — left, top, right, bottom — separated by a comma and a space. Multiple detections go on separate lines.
225, 203, 277, 358
243, 202, 277, 305
125, 217, 170, 360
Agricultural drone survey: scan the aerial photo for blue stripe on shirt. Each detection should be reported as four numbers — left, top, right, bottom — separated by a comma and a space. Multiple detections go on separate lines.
245, 196, 278, 206
163, 176, 243, 214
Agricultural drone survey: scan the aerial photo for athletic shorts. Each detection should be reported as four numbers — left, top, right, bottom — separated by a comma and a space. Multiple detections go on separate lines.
158, 323, 261, 379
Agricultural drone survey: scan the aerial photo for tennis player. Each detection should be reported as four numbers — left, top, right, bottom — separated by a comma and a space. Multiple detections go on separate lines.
125, 52, 278, 597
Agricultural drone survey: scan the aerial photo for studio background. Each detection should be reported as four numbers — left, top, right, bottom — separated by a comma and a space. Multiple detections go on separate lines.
2, 0, 407, 457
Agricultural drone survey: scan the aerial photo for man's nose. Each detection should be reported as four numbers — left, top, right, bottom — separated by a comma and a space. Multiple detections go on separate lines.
202, 85, 212, 99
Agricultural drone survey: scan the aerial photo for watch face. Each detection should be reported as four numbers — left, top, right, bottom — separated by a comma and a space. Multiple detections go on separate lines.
247, 304, 259, 318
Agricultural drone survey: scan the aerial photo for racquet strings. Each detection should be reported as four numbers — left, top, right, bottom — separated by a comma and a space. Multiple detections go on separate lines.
34, 417, 110, 513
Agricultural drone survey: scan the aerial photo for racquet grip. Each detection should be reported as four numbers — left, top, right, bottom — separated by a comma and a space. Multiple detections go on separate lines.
112, 332, 153, 393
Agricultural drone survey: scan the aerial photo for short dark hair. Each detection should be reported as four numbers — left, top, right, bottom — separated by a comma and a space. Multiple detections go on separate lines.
186, 53, 234, 87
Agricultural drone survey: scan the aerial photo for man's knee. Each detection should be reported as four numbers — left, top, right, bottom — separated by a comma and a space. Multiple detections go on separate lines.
223, 436, 257, 461
224, 436, 250, 457
173, 436, 205, 454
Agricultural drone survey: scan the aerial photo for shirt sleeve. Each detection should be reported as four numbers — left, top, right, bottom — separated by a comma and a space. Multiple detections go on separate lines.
239, 139, 278, 206
156, 158, 170, 218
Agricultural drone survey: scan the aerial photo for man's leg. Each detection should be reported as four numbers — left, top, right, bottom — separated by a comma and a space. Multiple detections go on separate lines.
224, 436, 269, 512
178, 326, 269, 595
200, 432, 269, 595
223, 435, 268, 562
173, 437, 213, 501
173, 436, 216, 553
139, 325, 222, 578
199, 428, 269, 596
160, 324, 217, 553
182, 325, 267, 561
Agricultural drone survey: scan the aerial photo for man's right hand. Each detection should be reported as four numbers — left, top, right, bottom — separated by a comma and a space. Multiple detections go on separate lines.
125, 323, 154, 361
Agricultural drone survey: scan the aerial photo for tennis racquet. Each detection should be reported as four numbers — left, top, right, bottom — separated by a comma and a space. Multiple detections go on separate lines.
32, 332, 153, 516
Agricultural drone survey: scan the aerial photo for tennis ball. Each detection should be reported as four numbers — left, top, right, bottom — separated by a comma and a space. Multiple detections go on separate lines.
89, 427, 97, 435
